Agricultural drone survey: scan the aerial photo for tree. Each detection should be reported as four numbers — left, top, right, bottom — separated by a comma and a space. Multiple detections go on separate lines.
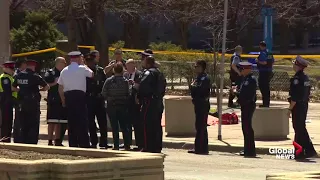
10, 11, 65, 66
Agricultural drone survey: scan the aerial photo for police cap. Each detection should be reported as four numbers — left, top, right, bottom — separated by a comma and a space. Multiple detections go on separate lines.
68, 51, 82, 58
89, 50, 99, 57
1, 61, 16, 69
239, 62, 253, 69
259, 41, 267, 47
293, 55, 309, 68
140, 49, 154, 56
26, 60, 38, 67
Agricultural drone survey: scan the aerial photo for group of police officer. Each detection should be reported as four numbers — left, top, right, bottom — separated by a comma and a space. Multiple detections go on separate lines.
225, 41, 317, 159
0, 48, 166, 153
0, 44, 317, 159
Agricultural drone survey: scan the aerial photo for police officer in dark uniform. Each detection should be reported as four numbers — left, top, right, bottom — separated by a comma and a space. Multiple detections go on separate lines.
0, 61, 17, 142
187, 60, 210, 155
85, 53, 109, 149
12, 59, 27, 143
256, 41, 274, 108
44, 57, 67, 146
12, 60, 50, 144
288, 56, 317, 159
137, 56, 166, 153
228, 45, 243, 108
238, 62, 257, 157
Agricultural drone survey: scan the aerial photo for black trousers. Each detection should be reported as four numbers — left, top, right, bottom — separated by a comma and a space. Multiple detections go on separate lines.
128, 103, 144, 148
141, 98, 162, 153
292, 103, 316, 156
13, 103, 22, 143
193, 100, 210, 153
241, 103, 256, 155
59, 123, 67, 143
87, 96, 108, 147
19, 99, 40, 144
0, 101, 13, 142
156, 101, 164, 151
65, 90, 90, 148
258, 71, 272, 107
107, 105, 131, 149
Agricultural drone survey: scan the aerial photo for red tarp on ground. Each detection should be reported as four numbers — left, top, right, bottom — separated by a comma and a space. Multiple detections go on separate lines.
161, 114, 218, 127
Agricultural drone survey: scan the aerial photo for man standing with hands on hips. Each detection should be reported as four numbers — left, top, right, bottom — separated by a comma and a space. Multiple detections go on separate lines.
58, 51, 93, 148
256, 41, 274, 108
288, 56, 317, 159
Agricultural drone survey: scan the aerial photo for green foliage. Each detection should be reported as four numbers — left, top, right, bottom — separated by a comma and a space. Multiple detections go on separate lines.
111, 41, 125, 49
10, 11, 65, 65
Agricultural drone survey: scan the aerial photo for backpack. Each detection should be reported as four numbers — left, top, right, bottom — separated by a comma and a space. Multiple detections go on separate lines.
221, 112, 239, 125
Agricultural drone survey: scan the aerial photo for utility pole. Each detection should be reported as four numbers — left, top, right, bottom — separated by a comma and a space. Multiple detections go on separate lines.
262, 0, 273, 52
218, 0, 229, 141
0, 0, 10, 68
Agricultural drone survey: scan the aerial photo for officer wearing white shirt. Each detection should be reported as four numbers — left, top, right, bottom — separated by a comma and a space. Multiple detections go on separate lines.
58, 51, 93, 148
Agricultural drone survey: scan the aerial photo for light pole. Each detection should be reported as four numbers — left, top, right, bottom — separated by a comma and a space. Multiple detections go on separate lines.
218, 0, 228, 141
262, 0, 273, 52
0, 0, 10, 67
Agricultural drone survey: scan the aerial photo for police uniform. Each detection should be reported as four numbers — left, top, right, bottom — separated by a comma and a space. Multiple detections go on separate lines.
44, 67, 67, 145
86, 61, 109, 148
289, 56, 317, 158
12, 60, 48, 144
57, 51, 92, 148
124, 70, 144, 150
257, 48, 274, 107
0, 62, 17, 142
229, 53, 243, 107
238, 62, 257, 157
138, 67, 166, 153
102, 75, 131, 150
12, 60, 26, 143
190, 72, 210, 154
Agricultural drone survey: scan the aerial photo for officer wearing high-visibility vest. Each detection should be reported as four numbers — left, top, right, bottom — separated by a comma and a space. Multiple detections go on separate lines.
0, 61, 18, 142
12, 60, 50, 144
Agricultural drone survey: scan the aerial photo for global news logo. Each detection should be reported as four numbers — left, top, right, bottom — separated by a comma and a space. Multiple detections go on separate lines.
269, 142, 303, 160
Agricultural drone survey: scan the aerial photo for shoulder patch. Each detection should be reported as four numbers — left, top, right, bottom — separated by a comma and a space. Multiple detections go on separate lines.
52, 70, 55, 75
244, 81, 249, 86
201, 76, 206, 81
3, 79, 9, 84
293, 79, 299, 85
45, 72, 50, 77
144, 70, 150, 75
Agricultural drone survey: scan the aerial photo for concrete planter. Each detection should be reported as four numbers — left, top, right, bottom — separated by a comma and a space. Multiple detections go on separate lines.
252, 107, 289, 140
266, 171, 320, 180
0, 144, 164, 180
164, 96, 196, 137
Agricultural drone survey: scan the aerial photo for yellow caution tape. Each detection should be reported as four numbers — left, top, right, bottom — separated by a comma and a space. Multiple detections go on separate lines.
55, 48, 67, 56
11, 46, 320, 59
12, 48, 56, 58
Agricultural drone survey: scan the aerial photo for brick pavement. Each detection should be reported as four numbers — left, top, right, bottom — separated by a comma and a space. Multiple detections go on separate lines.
38, 96, 320, 154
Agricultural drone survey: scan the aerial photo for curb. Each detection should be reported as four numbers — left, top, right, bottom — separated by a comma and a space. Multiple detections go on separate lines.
266, 171, 320, 180
38, 134, 270, 154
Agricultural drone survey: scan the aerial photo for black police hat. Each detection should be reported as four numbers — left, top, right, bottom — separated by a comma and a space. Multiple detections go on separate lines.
139, 49, 154, 56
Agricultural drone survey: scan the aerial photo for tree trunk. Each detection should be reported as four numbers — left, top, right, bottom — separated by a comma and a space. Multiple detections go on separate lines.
123, 15, 141, 49
65, 0, 78, 52
174, 20, 189, 50
95, 11, 109, 66
279, 20, 290, 54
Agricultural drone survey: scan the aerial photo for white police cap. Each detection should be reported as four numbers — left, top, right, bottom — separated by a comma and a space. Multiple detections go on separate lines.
68, 51, 82, 56
293, 55, 309, 68
239, 62, 253, 69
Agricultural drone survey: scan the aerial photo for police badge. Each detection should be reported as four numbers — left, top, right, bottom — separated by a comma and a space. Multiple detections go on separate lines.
293, 79, 299, 85
3, 79, 9, 84
244, 81, 249, 86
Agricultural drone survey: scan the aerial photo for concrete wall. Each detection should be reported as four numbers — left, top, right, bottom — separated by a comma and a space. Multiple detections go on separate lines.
0, 144, 165, 180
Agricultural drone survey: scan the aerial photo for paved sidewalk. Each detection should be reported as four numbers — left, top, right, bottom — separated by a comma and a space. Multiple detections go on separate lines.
38, 96, 320, 154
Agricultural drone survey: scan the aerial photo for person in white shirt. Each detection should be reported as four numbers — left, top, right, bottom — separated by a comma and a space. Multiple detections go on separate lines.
57, 51, 93, 148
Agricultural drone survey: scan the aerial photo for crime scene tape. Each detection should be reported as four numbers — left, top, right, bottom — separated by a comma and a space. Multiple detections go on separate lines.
11, 46, 320, 59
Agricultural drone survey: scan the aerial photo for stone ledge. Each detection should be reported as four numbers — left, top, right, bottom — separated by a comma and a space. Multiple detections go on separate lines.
0, 144, 164, 180
266, 171, 320, 180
